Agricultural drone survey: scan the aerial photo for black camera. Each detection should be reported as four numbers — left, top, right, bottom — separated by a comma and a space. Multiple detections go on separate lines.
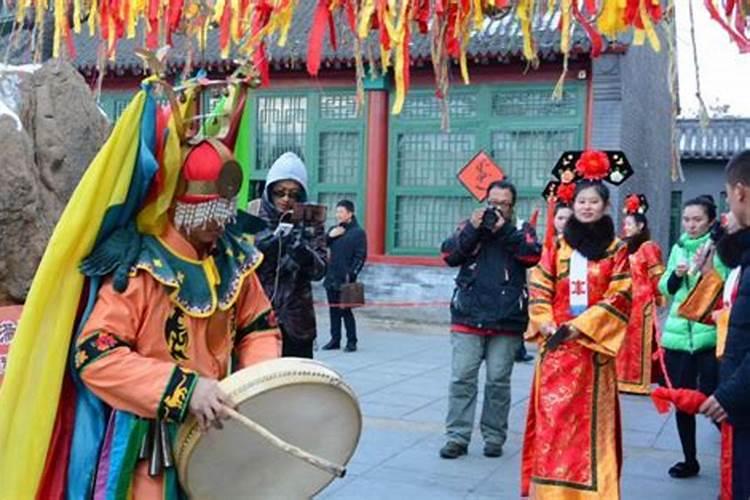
480, 207, 501, 231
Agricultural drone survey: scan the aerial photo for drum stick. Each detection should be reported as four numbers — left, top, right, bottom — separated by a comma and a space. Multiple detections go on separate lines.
223, 406, 347, 478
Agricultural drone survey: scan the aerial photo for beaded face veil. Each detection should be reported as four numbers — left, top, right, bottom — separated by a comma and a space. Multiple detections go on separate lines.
173, 138, 243, 233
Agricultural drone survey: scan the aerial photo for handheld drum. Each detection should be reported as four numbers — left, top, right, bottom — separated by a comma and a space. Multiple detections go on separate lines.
174, 358, 361, 499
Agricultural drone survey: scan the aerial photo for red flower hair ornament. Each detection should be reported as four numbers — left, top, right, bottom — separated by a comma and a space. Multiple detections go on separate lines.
575, 150, 611, 181
623, 193, 649, 215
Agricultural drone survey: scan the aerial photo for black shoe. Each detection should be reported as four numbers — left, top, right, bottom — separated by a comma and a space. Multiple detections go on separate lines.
439, 442, 467, 459
515, 353, 534, 363
344, 344, 357, 352
668, 460, 700, 478
322, 341, 340, 351
483, 443, 503, 458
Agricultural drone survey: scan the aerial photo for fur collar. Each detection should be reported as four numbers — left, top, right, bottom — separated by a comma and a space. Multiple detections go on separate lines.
563, 215, 616, 261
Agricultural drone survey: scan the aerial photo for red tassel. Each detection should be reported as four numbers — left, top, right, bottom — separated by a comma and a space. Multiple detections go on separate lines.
720, 423, 734, 500
307, 0, 330, 76
219, 0, 232, 55
572, 1, 603, 57
705, 0, 750, 52
343, 0, 356, 33
650, 388, 673, 414
327, 7, 338, 51
146, 0, 160, 48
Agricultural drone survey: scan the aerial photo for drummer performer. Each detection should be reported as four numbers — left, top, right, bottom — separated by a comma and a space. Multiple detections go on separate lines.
74, 140, 281, 497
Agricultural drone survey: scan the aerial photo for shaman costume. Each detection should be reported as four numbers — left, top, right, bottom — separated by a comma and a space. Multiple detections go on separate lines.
615, 194, 666, 394
0, 78, 279, 498
522, 151, 633, 499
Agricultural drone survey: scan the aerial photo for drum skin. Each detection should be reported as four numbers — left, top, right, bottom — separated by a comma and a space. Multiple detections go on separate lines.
174, 358, 362, 499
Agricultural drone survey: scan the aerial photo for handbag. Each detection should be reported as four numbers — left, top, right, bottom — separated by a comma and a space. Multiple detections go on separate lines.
339, 282, 365, 309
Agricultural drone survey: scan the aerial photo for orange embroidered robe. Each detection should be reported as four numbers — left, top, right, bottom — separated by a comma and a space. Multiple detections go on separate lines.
522, 237, 631, 499
616, 241, 665, 394
76, 224, 281, 498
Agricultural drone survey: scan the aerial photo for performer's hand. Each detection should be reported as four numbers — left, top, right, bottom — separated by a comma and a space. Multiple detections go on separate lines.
675, 263, 689, 278
491, 213, 506, 233
329, 226, 345, 238
540, 323, 557, 338
189, 378, 233, 432
565, 325, 581, 342
699, 395, 728, 423
470, 209, 484, 229
700, 248, 716, 275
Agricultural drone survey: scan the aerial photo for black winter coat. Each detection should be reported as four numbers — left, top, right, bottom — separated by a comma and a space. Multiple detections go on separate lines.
441, 219, 541, 333
254, 198, 327, 342
714, 228, 750, 429
324, 218, 367, 291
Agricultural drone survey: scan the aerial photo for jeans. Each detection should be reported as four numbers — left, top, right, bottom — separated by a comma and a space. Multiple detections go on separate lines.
326, 288, 357, 346
445, 332, 521, 447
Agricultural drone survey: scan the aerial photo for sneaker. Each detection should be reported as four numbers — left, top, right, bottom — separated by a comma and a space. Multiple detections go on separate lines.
322, 341, 340, 351
483, 443, 503, 458
344, 343, 357, 352
668, 460, 700, 478
439, 442, 468, 459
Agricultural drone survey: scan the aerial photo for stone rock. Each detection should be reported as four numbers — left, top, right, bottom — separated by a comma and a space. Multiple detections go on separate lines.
0, 60, 109, 305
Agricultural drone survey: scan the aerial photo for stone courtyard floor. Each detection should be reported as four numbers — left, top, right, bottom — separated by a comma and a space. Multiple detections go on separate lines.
312, 317, 720, 500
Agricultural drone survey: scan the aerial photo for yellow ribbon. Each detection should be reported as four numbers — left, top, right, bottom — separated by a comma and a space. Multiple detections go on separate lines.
639, 0, 661, 51
203, 256, 221, 287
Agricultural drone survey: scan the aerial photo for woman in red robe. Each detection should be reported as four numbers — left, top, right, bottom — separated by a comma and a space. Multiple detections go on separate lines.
522, 151, 633, 499
616, 194, 666, 394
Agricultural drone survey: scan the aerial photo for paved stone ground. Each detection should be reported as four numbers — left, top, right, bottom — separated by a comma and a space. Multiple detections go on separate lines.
312, 317, 721, 500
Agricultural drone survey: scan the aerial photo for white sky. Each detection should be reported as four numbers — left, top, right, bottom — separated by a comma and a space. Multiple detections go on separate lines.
676, 2, 750, 118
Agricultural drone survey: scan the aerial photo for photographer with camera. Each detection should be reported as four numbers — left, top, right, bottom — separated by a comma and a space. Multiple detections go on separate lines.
251, 152, 327, 359
439, 180, 541, 460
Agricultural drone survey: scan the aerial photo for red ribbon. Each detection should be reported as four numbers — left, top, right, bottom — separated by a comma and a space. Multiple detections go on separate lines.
307, 0, 332, 76
571, 1, 603, 58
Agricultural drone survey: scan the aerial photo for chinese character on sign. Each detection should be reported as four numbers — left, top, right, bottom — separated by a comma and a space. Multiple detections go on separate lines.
457, 151, 505, 202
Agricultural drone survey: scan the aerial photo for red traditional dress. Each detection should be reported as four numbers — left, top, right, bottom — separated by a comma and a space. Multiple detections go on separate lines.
522, 237, 631, 499
678, 268, 739, 500
616, 241, 665, 394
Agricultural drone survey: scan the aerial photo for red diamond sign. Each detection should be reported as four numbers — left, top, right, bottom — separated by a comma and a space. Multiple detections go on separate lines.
457, 151, 506, 202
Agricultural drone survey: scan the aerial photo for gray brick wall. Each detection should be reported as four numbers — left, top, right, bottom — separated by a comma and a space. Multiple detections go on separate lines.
591, 45, 673, 251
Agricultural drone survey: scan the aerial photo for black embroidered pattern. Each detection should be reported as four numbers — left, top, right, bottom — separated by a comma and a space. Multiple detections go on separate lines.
75, 331, 130, 372
158, 366, 198, 423
235, 308, 278, 344
164, 308, 190, 362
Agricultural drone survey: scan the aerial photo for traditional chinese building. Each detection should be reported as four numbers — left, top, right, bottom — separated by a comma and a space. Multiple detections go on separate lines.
672, 118, 750, 246
66, 4, 675, 321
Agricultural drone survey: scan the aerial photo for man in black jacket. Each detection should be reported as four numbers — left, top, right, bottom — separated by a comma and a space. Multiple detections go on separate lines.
439, 180, 541, 460
322, 200, 367, 352
700, 150, 750, 499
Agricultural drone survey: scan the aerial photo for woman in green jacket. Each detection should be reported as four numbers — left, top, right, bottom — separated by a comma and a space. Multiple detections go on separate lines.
658, 195, 727, 479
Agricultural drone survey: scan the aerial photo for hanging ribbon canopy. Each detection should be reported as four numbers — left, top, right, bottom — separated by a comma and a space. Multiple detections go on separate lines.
704, 0, 750, 53
17, 0, 671, 115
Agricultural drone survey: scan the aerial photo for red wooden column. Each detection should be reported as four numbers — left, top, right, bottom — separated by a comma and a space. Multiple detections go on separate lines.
364, 90, 389, 256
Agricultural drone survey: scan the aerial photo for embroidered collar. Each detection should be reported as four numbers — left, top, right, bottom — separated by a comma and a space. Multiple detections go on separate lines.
131, 223, 262, 318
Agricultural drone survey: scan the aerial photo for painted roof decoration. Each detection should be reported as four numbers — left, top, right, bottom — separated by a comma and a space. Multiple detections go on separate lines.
12, 0, 671, 115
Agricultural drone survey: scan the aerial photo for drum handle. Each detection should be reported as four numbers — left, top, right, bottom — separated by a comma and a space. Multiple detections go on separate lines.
223, 406, 347, 478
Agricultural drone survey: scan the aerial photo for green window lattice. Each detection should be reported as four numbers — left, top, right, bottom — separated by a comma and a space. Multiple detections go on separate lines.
249, 89, 366, 227
387, 83, 585, 256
